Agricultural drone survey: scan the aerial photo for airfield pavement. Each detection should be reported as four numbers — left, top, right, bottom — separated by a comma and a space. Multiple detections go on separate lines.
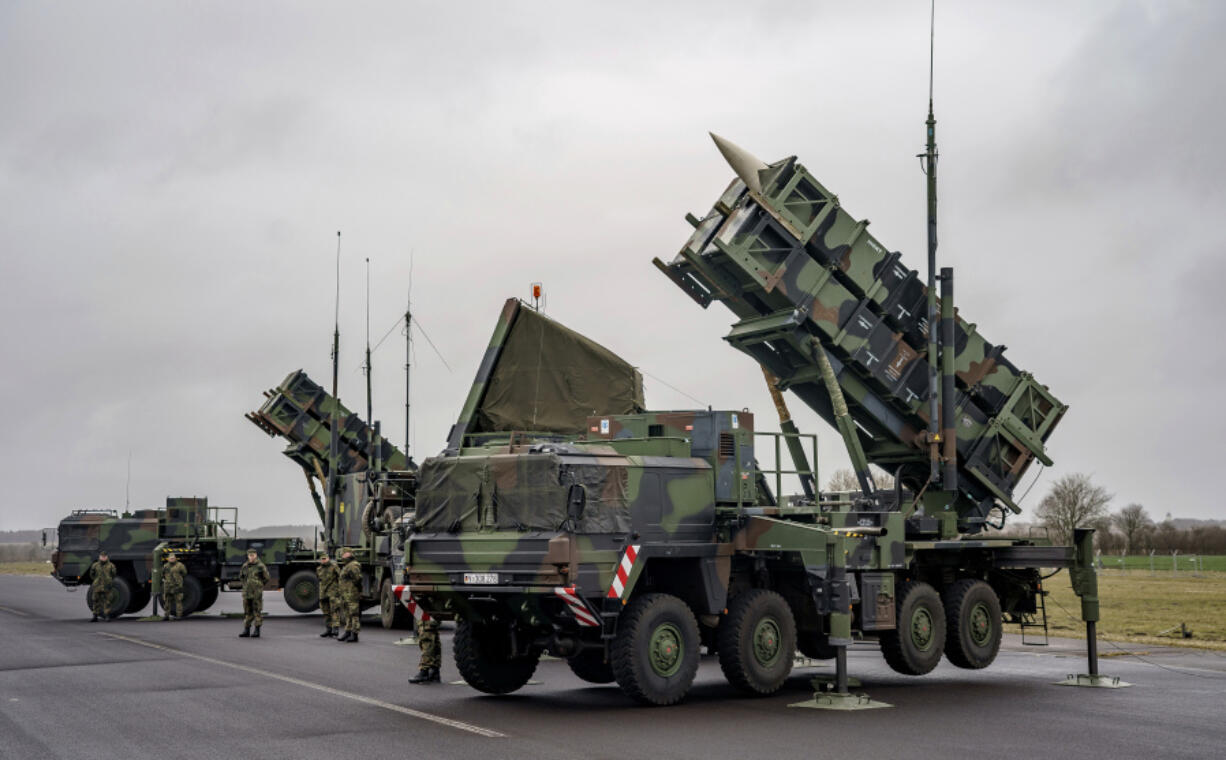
1, 573, 1224, 760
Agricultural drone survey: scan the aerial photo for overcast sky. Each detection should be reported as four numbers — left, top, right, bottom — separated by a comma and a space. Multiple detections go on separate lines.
2, 1, 1223, 532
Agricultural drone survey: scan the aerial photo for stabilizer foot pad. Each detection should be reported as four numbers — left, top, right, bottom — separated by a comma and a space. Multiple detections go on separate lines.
1055, 674, 1131, 688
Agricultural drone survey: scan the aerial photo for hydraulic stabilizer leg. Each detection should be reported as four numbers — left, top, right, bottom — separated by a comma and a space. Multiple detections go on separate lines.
1056, 528, 1130, 688
790, 539, 890, 710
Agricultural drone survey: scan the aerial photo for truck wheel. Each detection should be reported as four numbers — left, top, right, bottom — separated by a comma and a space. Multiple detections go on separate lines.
126, 585, 151, 614
942, 579, 1002, 669
92, 577, 132, 619
717, 589, 796, 695
611, 593, 700, 706
880, 581, 946, 676
283, 570, 320, 613
380, 579, 413, 630
156, 576, 202, 615
182, 576, 203, 615
567, 649, 615, 684
195, 582, 220, 612
453, 618, 540, 695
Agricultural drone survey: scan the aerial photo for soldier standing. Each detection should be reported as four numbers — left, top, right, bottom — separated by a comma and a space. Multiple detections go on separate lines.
160, 552, 188, 621
238, 549, 270, 638
316, 553, 340, 638
336, 548, 362, 643
87, 550, 116, 622
408, 617, 442, 684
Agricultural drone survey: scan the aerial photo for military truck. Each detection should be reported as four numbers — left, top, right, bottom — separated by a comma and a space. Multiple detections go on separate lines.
51, 497, 322, 619
404, 137, 1100, 706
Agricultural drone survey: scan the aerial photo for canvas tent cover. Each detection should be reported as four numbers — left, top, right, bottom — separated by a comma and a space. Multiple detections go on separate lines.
471, 303, 645, 435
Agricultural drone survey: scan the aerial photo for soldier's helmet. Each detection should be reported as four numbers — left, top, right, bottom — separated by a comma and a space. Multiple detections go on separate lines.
166, 552, 177, 560
341, 547, 354, 558
98, 550, 108, 558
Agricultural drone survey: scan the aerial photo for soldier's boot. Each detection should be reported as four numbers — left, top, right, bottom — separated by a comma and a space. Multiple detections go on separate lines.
162, 615, 170, 621
252, 627, 261, 639
329, 627, 339, 637
337, 630, 352, 642
409, 667, 439, 684
239, 626, 251, 638
347, 631, 359, 643
320, 628, 331, 637
90, 614, 99, 622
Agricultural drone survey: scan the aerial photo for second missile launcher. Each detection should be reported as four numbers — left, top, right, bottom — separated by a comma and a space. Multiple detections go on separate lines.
654, 135, 1066, 531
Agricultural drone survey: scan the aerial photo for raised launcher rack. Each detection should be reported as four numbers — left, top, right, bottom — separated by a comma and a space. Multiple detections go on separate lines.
654, 137, 1067, 531
246, 369, 408, 478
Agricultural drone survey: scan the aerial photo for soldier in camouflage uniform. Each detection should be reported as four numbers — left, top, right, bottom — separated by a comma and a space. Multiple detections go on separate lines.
408, 618, 441, 683
316, 553, 340, 638
336, 548, 362, 643
237, 549, 270, 638
160, 552, 188, 620
88, 551, 116, 622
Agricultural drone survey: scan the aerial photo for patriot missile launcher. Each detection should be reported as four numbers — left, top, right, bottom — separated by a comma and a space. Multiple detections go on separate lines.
248, 370, 418, 627
654, 134, 1066, 535
405, 133, 1107, 707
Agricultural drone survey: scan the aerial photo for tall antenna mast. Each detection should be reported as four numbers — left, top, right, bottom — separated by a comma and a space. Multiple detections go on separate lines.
365, 257, 372, 426
125, 450, 131, 512
921, 0, 941, 487
404, 250, 414, 461
327, 231, 341, 549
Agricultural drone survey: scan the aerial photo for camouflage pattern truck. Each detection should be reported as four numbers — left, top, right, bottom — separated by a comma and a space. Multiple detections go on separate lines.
51, 497, 322, 619
403, 138, 1099, 706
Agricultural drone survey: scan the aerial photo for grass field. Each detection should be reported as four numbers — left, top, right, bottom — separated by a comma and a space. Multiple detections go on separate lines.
1097, 554, 1226, 573
0, 561, 51, 575
1010, 570, 1226, 651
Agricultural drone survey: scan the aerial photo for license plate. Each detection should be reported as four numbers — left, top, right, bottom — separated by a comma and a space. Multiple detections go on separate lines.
463, 573, 499, 585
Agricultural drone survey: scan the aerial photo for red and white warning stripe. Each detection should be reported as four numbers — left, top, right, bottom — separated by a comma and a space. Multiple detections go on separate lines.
553, 585, 600, 627
606, 544, 641, 600
391, 585, 431, 622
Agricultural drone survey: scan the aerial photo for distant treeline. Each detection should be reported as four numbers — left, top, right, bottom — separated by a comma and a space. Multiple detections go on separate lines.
0, 530, 50, 544
0, 544, 52, 562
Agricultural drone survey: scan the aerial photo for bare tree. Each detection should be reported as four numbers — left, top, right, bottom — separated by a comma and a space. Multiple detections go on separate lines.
826, 469, 859, 491
826, 467, 896, 492
1111, 503, 1152, 555
1033, 473, 1112, 545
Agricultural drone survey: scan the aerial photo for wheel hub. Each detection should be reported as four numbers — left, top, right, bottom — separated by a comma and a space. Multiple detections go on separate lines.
968, 602, 992, 646
648, 622, 684, 677
752, 617, 782, 666
910, 607, 934, 651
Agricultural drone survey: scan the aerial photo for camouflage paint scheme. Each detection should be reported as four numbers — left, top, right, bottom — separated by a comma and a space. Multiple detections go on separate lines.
406, 280, 1092, 703
249, 368, 418, 624
653, 148, 1067, 530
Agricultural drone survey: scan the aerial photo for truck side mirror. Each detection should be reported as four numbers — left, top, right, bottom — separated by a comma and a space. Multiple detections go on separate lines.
567, 484, 587, 523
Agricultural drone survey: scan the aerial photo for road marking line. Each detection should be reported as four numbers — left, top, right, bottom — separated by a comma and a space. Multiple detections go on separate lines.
0, 606, 29, 617
98, 632, 505, 738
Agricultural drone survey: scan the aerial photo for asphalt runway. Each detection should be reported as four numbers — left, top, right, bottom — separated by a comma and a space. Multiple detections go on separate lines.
2, 573, 1224, 760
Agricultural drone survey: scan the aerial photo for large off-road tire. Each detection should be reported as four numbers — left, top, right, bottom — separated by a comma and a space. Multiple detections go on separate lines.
611, 593, 701, 706
717, 590, 796, 695
283, 570, 320, 613
90, 576, 132, 619
454, 619, 540, 695
880, 581, 946, 676
195, 582, 219, 612
154, 575, 201, 616
126, 585, 151, 615
942, 579, 1002, 670
567, 649, 616, 684
797, 633, 838, 660
380, 578, 413, 630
